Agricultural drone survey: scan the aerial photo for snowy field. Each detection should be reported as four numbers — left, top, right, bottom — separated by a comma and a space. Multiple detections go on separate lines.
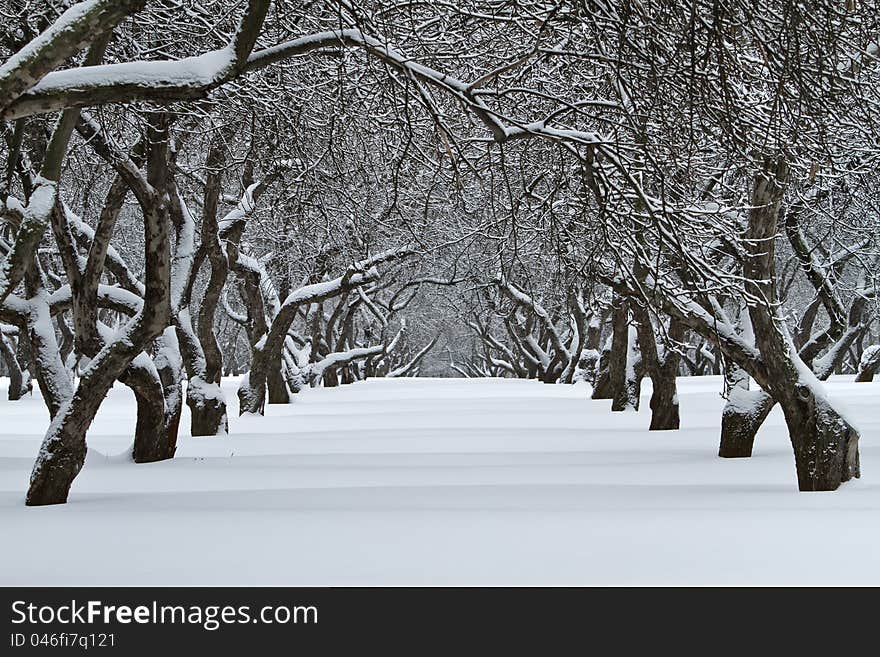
1, 375, 879, 586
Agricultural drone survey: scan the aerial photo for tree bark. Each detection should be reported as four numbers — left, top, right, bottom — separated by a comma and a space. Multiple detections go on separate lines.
27, 112, 173, 506
782, 386, 860, 490
610, 300, 641, 411
719, 387, 775, 458
591, 339, 613, 399
632, 304, 684, 430
743, 160, 860, 490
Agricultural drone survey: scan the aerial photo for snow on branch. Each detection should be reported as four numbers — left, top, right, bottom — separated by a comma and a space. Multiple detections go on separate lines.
0, 0, 144, 115
3, 0, 271, 120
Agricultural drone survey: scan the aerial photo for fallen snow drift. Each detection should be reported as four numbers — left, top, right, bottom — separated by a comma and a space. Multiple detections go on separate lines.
1, 376, 879, 585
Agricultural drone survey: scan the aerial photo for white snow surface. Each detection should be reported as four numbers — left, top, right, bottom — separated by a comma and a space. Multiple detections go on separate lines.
1, 375, 879, 585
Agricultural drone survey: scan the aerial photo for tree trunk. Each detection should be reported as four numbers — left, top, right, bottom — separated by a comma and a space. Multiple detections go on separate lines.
648, 379, 678, 430
187, 377, 228, 436
127, 344, 178, 464
597, 296, 632, 404
323, 367, 340, 387
611, 325, 641, 412
176, 318, 228, 436
267, 363, 290, 403
130, 376, 169, 463
591, 340, 613, 398
781, 386, 860, 491
743, 160, 860, 491
633, 305, 683, 430
27, 111, 173, 506
719, 388, 775, 458
855, 345, 879, 382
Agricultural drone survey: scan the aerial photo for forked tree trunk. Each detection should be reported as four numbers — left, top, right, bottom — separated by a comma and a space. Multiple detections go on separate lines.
26, 112, 173, 506
27, 336, 163, 505
743, 159, 860, 491
632, 305, 684, 430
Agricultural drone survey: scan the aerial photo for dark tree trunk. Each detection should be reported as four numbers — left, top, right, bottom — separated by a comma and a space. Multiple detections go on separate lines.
598, 296, 633, 406
633, 304, 684, 430
719, 388, 775, 458
187, 381, 228, 436
323, 367, 339, 387
130, 377, 169, 463
648, 379, 678, 430
26, 405, 90, 506
267, 363, 290, 403
591, 342, 613, 398
27, 112, 173, 506
782, 388, 860, 490
743, 160, 860, 491
610, 311, 641, 412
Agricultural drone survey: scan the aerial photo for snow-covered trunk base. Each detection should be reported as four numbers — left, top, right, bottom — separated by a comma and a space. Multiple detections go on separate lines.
718, 390, 774, 458
781, 388, 860, 491
189, 399, 227, 436
648, 375, 679, 430
187, 377, 228, 436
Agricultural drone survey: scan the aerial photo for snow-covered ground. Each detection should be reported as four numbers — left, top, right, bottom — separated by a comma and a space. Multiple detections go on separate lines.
1, 375, 879, 585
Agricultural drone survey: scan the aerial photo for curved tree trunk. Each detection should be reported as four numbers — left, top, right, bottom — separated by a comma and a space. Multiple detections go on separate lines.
27, 111, 173, 506
129, 369, 169, 463
26, 327, 167, 506
743, 160, 860, 491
